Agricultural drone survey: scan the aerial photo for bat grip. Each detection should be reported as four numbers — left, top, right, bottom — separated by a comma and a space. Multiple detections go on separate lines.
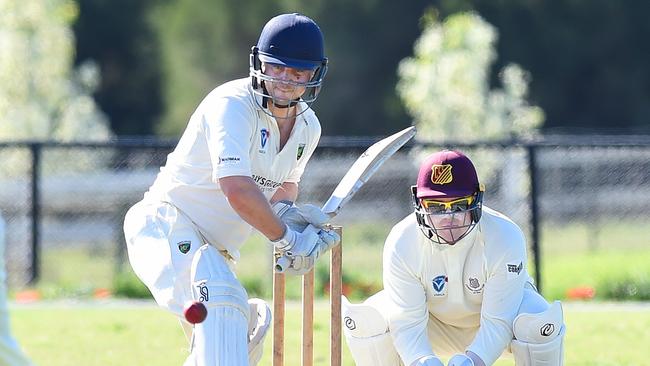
275, 255, 291, 273
274, 224, 320, 273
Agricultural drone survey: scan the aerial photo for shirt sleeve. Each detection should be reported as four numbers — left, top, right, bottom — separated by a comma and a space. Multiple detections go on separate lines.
201, 97, 254, 181
383, 231, 436, 365
467, 224, 528, 365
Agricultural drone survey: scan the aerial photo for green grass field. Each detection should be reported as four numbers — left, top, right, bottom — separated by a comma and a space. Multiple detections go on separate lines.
16, 218, 649, 365
10, 300, 650, 365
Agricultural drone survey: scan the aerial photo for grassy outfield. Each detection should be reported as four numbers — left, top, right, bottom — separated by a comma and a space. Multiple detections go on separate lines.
34, 218, 650, 302
10, 301, 650, 365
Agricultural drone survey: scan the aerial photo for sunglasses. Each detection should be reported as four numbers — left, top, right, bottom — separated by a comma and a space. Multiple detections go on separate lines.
421, 195, 475, 214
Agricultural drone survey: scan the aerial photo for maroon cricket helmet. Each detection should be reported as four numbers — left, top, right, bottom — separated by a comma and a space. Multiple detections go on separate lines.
415, 150, 480, 199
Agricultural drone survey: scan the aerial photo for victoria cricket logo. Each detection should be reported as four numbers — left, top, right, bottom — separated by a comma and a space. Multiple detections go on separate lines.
430, 164, 453, 185
344, 316, 356, 331
197, 284, 209, 302
432, 275, 448, 296
260, 128, 269, 148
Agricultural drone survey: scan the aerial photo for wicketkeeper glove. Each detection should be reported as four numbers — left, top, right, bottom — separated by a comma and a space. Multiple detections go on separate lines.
410, 355, 445, 366
447, 354, 475, 366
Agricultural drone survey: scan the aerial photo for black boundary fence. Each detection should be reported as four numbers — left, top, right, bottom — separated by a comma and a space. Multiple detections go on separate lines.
1, 134, 649, 295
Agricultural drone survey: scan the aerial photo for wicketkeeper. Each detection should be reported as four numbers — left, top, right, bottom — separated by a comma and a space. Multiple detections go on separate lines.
123, 13, 339, 365
342, 150, 565, 366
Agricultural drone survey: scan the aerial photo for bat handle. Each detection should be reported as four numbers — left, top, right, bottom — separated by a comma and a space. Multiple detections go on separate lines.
274, 224, 320, 273
275, 255, 292, 273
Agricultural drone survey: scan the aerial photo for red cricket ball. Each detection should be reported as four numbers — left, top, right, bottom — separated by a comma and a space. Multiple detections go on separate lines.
183, 301, 207, 324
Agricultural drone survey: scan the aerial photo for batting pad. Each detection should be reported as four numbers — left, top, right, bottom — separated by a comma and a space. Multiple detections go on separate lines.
188, 244, 250, 365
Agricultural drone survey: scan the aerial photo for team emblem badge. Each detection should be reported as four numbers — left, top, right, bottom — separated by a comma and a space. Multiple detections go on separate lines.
465, 277, 484, 294
177, 241, 191, 254
297, 143, 305, 160
260, 129, 269, 148
430, 164, 453, 185
432, 275, 448, 296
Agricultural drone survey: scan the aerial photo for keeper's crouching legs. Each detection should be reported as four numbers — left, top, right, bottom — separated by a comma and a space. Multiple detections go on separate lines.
187, 244, 250, 366
511, 287, 565, 366
247, 298, 271, 366
342, 292, 400, 366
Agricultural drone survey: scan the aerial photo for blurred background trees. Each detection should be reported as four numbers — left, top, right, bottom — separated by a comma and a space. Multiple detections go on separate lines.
0, 0, 110, 141
5, 0, 650, 138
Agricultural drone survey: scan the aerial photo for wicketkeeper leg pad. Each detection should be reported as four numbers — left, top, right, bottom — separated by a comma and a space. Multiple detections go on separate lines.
188, 244, 250, 366
342, 294, 400, 366
247, 298, 271, 366
511, 300, 565, 366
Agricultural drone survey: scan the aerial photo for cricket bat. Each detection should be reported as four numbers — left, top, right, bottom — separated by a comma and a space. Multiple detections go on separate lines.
275, 126, 416, 272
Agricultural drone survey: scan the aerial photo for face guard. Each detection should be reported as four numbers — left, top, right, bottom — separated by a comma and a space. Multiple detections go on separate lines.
412, 188, 484, 245
249, 48, 327, 118
411, 150, 484, 246
249, 13, 328, 118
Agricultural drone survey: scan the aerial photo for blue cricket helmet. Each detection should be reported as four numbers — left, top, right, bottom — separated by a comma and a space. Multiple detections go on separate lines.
256, 13, 326, 70
249, 13, 328, 117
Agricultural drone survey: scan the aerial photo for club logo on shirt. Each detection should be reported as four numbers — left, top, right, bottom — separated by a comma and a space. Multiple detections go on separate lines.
432, 275, 448, 296
465, 277, 484, 294
260, 128, 269, 149
177, 241, 191, 254
430, 164, 453, 185
297, 143, 305, 160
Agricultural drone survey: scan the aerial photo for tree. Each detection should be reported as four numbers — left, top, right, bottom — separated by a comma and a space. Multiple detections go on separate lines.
73, 0, 163, 136
397, 11, 543, 144
0, 0, 110, 141
397, 11, 542, 221
0, 0, 111, 175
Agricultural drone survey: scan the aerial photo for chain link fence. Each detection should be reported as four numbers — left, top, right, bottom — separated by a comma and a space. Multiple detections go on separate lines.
1, 137, 649, 299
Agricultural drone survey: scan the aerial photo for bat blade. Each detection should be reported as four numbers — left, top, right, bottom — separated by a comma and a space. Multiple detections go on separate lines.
321, 126, 416, 217
275, 126, 416, 273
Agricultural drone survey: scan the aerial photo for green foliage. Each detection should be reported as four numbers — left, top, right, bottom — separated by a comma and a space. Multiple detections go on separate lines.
0, 0, 112, 178
0, 0, 110, 141
112, 270, 152, 299
600, 275, 650, 301
397, 11, 543, 144
73, 0, 164, 136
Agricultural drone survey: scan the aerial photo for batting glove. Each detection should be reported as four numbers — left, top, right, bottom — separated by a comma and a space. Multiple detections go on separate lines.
272, 224, 340, 275
272, 200, 329, 231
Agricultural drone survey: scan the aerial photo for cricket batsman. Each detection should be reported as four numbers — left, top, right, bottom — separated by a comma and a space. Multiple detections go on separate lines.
0, 213, 34, 365
342, 150, 565, 366
123, 13, 339, 365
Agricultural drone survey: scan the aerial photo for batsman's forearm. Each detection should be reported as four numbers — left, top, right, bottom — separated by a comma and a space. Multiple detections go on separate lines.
220, 176, 285, 241
270, 182, 299, 204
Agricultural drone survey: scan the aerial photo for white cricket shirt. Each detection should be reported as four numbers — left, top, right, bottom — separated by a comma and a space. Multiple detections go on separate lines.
144, 78, 321, 260
383, 206, 531, 365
